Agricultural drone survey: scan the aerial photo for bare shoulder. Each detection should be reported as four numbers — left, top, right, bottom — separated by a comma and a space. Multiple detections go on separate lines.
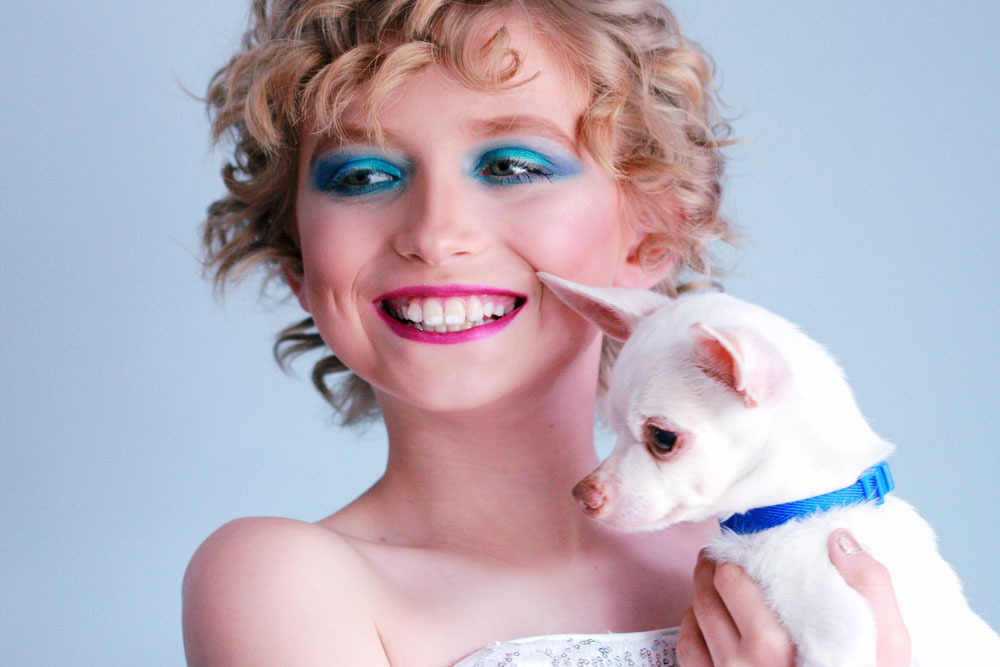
182, 516, 390, 666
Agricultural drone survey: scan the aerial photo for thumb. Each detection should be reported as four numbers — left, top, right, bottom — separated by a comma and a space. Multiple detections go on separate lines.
828, 529, 911, 667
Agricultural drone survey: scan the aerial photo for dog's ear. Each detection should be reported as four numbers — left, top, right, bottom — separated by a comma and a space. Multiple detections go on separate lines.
689, 323, 786, 408
537, 272, 671, 340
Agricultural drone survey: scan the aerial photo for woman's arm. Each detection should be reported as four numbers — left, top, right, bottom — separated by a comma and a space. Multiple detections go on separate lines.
181, 517, 391, 666
675, 530, 911, 666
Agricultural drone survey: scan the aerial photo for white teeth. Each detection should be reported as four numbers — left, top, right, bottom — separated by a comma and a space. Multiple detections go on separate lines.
466, 296, 484, 323
386, 293, 520, 332
422, 299, 444, 326
443, 297, 465, 325
406, 301, 423, 323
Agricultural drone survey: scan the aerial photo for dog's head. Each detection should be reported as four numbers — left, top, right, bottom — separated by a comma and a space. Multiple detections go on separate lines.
538, 272, 799, 531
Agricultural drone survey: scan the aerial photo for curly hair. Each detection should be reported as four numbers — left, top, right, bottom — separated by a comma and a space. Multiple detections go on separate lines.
202, 0, 734, 424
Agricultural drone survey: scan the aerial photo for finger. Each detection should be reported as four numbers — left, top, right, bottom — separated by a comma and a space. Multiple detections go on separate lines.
675, 607, 712, 667
690, 550, 739, 663
829, 530, 911, 667
712, 561, 794, 664
712, 560, 774, 637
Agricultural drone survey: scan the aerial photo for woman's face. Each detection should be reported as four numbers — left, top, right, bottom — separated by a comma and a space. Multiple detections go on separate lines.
292, 21, 659, 415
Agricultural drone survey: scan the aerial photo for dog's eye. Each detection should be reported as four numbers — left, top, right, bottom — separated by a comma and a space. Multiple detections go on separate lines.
647, 426, 678, 453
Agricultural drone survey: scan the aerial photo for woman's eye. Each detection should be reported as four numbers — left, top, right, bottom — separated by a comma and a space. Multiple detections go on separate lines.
311, 156, 404, 197
340, 169, 394, 188
647, 426, 678, 454
475, 148, 554, 186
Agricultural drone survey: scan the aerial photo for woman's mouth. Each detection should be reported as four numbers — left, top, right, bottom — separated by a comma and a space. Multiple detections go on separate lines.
380, 294, 524, 332
373, 287, 527, 344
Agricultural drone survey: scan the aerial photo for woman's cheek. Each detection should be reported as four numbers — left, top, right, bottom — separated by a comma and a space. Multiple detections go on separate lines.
298, 196, 385, 278
507, 178, 626, 282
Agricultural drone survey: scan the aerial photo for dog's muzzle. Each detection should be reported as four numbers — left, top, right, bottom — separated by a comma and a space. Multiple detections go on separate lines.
572, 477, 607, 516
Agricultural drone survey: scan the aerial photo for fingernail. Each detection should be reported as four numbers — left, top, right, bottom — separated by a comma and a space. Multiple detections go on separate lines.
836, 530, 865, 556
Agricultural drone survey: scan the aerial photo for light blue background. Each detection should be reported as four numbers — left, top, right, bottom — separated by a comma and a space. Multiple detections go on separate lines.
2, 1, 997, 664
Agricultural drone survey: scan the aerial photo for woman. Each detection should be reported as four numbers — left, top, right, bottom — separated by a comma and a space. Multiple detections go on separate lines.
183, 1, 909, 664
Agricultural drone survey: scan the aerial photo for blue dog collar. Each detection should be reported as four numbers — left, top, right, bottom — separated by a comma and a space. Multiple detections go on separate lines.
719, 461, 895, 535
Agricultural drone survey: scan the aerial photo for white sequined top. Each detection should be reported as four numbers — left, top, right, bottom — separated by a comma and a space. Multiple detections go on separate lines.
453, 627, 679, 666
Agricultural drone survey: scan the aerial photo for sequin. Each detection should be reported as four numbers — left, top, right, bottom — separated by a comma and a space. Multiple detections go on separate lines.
452, 627, 678, 666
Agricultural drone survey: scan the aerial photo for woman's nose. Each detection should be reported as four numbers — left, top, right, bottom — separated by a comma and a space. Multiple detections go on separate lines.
392, 172, 489, 266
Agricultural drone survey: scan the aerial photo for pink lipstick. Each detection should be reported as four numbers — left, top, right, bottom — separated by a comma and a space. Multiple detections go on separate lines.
373, 285, 527, 345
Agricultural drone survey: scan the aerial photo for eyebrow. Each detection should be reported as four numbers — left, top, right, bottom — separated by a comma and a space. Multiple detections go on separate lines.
310, 113, 579, 166
310, 125, 386, 167
463, 114, 579, 150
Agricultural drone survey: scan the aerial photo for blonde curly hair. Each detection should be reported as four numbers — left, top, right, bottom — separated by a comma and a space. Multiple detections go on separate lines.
202, 0, 734, 423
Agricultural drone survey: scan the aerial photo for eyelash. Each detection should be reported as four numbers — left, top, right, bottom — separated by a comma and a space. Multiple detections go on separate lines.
473, 149, 555, 187
312, 157, 404, 197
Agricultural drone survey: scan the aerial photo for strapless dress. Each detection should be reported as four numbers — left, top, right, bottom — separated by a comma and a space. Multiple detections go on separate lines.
453, 626, 679, 666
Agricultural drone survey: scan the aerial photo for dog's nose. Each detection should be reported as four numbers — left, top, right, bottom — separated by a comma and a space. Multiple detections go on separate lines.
572, 478, 606, 515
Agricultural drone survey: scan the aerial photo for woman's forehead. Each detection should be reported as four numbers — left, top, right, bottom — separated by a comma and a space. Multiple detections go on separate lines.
301, 9, 590, 144
306, 44, 588, 153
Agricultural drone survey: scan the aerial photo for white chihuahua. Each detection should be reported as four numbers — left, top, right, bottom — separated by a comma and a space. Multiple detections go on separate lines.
538, 272, 1000, 667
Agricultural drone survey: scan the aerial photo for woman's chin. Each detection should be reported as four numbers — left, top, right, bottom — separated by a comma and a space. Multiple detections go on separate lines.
372, 375, 522, 418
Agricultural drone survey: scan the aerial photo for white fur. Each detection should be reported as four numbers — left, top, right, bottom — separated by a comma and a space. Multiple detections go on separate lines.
539, 273, 1000, 667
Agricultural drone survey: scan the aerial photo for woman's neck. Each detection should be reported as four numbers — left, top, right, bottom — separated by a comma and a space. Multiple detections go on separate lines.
362, 353, 607, 565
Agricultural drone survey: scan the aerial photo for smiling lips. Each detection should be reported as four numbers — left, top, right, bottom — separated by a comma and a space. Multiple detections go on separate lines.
374, 286, 526, 344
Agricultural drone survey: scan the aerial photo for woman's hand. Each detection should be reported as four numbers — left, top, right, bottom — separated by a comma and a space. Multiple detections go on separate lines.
675, 530, 912, 666
675, 550, 795, 666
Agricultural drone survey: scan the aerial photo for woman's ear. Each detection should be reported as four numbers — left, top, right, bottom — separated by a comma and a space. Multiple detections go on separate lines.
612, 194, 680, 289
281, 261, 311, 313
612, 233, 676, 289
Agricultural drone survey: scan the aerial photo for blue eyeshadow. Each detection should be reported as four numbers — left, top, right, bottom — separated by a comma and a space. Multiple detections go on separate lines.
310, 151, 407, 197
471, 141, 583, 186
